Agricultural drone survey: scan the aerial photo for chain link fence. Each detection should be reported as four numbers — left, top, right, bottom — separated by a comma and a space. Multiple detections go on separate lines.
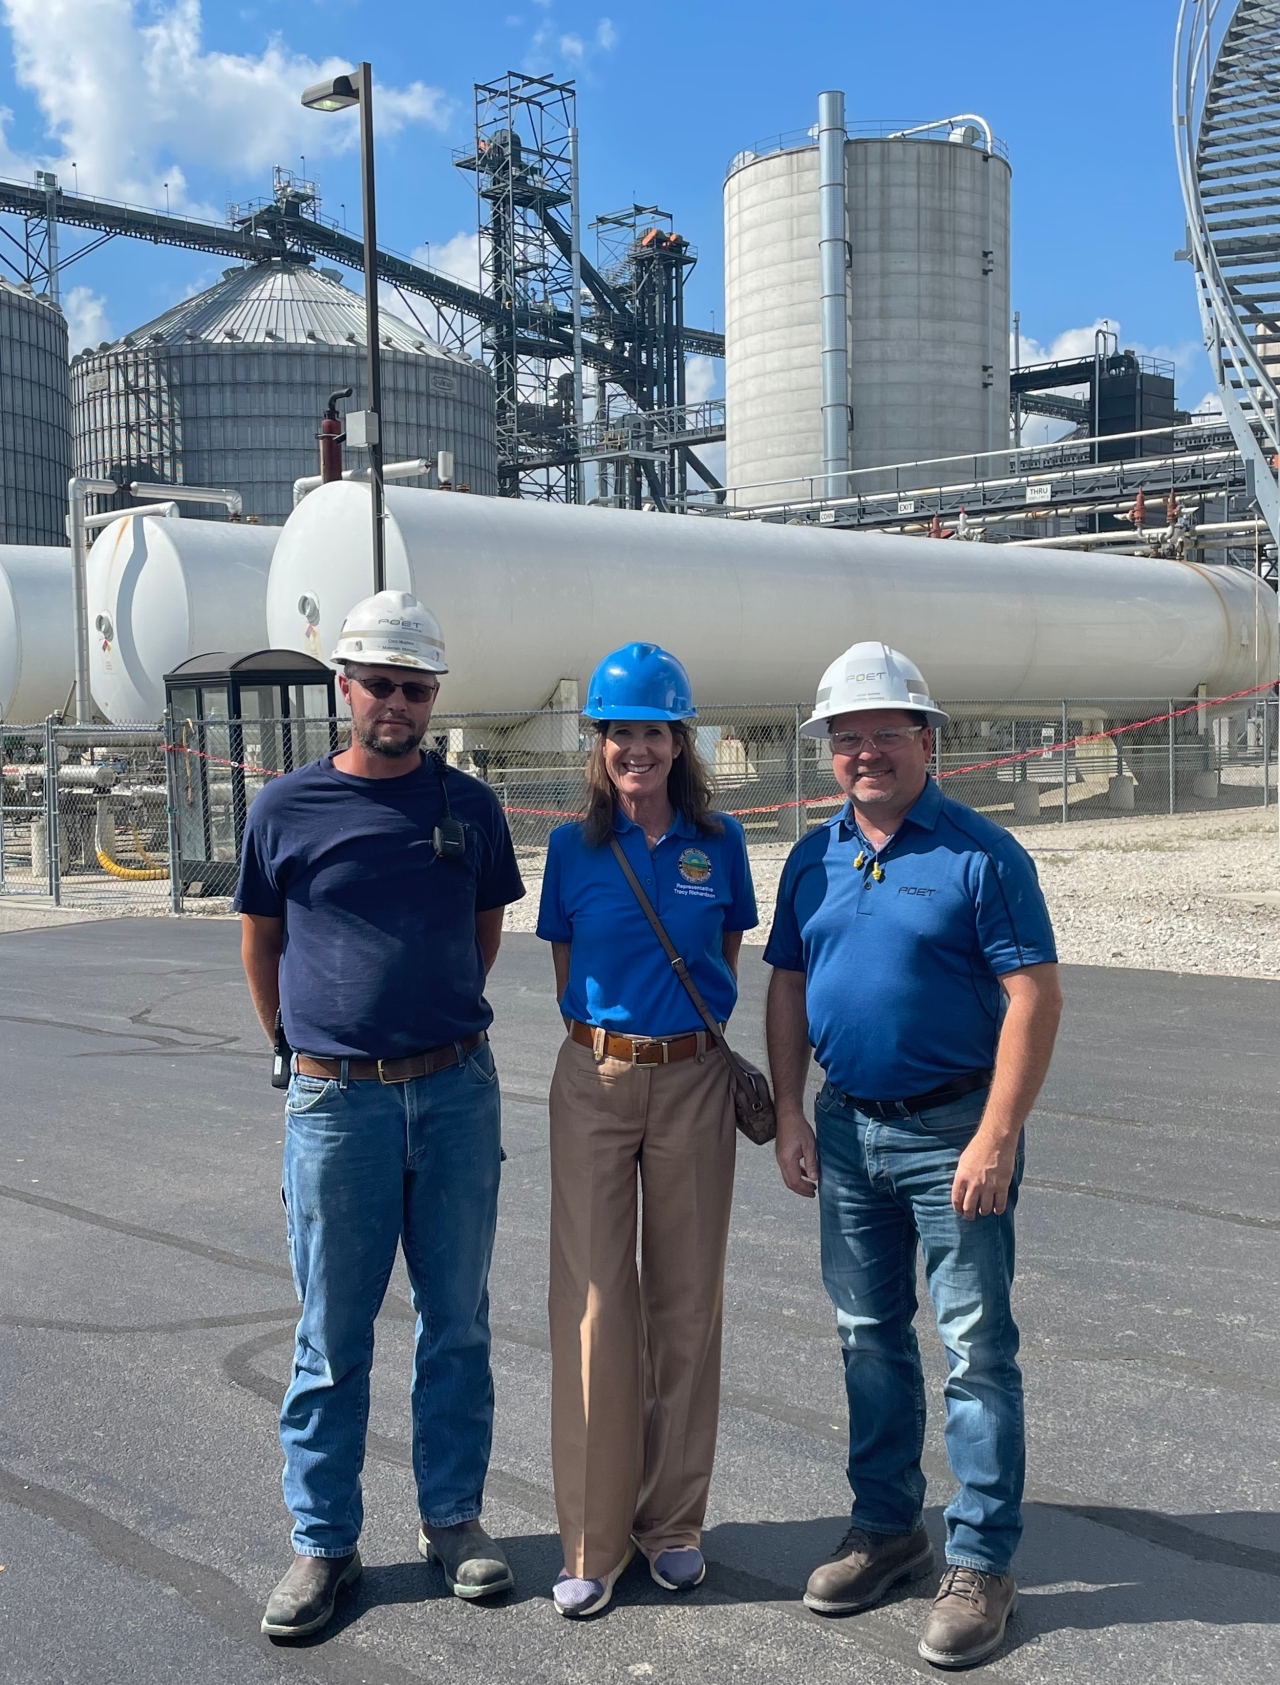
2, 691, 1276, 913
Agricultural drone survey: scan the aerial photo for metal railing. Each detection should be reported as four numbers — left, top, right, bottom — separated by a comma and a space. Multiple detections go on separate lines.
3, 693, 1274, 912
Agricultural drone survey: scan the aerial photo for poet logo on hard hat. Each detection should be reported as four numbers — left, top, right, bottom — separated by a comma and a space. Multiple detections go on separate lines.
678, 847, 713, 885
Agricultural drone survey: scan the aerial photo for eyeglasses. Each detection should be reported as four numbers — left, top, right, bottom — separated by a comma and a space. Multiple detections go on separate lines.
350, 674, 438, 705
829, 726, 925, 754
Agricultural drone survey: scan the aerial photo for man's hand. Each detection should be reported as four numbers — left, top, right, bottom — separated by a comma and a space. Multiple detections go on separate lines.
951, 1128, 1019, 1218
950, 962, 1062, 1219
775, 1105, 819, 1198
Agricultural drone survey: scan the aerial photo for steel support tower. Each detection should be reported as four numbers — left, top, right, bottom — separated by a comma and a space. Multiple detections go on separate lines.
457, 74, 582, 500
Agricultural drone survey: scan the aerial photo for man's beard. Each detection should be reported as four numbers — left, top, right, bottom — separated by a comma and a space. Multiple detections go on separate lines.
354, 718, 426, 758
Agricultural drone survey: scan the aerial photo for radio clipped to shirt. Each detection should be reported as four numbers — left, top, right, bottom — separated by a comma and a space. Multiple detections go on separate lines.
430, 752, 468, 861
272, 1008, 293, 1089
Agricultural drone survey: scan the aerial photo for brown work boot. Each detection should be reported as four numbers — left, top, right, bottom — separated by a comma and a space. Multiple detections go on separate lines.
917, 1565, 1018, 1668
260, 1550, 362, 1639
804, 1524, 934, 1614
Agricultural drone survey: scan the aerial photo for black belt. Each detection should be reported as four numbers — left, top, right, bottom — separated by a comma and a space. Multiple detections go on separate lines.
841, 1068, 992, 1121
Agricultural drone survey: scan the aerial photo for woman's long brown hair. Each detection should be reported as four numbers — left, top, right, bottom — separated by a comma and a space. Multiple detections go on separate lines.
580, 719, 724, 847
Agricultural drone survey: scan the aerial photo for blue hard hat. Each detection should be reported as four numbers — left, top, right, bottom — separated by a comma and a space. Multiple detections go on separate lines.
582, 643, 697, 721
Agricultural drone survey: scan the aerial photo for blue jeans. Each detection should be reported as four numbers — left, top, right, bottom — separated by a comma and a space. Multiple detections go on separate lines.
814, 1081, 1025, 1575
280, 1042, 502, 1557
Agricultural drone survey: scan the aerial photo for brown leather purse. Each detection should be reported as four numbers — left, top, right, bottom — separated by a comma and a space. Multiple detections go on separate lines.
608, 837, 777, 1145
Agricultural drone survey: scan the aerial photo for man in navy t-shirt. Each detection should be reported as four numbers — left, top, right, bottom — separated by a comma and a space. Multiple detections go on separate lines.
235, 590, 524, 1640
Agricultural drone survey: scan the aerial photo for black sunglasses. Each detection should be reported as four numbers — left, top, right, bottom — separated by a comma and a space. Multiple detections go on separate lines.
350, 674, 438, 705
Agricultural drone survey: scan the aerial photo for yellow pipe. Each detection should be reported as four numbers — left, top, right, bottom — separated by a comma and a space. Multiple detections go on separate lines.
95, 816, 169, 881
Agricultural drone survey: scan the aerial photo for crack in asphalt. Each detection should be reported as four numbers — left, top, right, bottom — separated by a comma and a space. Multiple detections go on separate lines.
1024, 1176, 1280, 1231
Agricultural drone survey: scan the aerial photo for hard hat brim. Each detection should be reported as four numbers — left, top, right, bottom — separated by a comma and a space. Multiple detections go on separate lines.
582, 703, 697, 722
800, 698, 948, 737
331, 646, 449, 674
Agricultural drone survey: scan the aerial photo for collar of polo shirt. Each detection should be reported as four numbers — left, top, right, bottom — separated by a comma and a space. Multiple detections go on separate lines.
613, 807, 699, 840
837, 774, 944, 837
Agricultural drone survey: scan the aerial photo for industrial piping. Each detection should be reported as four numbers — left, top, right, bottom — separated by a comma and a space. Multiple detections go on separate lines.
818, 90, 850, 500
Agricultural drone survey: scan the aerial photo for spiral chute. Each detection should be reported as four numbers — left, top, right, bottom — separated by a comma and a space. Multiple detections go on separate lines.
1175, 0, 1280, 544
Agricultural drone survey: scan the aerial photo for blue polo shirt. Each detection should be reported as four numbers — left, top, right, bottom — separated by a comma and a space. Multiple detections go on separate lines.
537, 810, 758, 1035
234, 753, 524, 1060
763, 778, 1056, 1098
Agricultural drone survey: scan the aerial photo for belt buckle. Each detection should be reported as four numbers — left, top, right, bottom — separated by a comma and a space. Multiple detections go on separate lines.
376, 1059, 397, 1085
630, 1039, 646, 1066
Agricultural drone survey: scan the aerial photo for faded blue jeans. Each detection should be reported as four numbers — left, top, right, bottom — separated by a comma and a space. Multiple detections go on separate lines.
280, 1041, 502, 1557
814, 1081, 1025, 1575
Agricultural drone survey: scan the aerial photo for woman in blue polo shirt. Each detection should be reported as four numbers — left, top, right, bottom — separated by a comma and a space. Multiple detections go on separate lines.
536, 643, 758, 1618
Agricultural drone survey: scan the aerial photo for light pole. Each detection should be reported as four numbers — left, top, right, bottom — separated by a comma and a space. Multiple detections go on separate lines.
301, 62, 386, 593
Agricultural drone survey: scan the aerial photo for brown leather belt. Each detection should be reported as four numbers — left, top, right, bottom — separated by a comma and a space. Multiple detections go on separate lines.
569, 1019, 704, 1066
295, 1031, 487, 1085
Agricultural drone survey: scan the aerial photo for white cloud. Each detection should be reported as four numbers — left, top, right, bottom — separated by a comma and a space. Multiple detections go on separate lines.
684, 354, 719, 404
0, 0, 450, 211
62, 282, 110, 350
413, 230, 483, 290
523, 9, 617, 74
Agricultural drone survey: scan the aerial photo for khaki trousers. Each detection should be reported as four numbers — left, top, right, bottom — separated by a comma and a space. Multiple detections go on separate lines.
548, 1033, 737, 1578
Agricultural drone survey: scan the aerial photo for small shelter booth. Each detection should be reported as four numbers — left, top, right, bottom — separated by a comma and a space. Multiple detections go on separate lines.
165, 649, 336, 895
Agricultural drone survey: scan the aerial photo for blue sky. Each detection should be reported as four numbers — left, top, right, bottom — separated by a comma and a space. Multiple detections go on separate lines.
0, 1, 1212, 416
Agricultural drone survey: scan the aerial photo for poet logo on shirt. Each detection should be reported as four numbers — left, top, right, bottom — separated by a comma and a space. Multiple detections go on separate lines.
678, 847, 713, 885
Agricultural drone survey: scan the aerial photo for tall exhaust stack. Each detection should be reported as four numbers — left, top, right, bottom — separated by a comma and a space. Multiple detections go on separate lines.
818, 89, 850, 499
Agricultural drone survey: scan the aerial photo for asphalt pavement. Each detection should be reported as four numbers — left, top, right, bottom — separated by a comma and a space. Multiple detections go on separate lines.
0, 918, 1275, 1685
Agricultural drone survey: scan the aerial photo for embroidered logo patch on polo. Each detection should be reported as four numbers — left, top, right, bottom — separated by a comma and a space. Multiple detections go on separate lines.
677, 847, 713, 885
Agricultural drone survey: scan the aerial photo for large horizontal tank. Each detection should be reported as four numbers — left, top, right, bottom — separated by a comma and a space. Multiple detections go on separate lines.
88, 515, 280, 721
71, 258, 497, 523
266, 483, 1277, 709
724, 118, 1011, 501
0, 279, 72, 546
0, 547, 73, 722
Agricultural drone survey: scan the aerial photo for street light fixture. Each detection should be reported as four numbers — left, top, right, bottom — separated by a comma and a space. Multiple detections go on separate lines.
301, 62, 386, 593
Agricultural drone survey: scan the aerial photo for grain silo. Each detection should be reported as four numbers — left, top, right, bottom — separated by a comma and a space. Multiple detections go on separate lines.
724, 98, 1011, 502
70, 260, 497, 522
0, 279, 71, 545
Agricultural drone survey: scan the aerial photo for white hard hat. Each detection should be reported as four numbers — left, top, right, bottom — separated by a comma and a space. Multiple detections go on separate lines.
330, 590, 448, 673
800, 640, 948, 737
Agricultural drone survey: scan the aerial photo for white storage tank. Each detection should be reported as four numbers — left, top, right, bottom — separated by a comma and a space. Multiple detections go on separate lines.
724, 117, 1011, 502
266, 482, 1278, 710
0, 547, 73, 722
88, 514, 280, 721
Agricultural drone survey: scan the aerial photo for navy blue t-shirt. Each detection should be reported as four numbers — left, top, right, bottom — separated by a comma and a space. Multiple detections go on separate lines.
234, 753, 524, 1059
764, 778, 1057, 1098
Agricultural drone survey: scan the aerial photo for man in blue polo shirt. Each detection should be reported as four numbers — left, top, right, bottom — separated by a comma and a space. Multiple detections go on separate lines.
235, 590, 525, 1640
765, 641, 1061, 1671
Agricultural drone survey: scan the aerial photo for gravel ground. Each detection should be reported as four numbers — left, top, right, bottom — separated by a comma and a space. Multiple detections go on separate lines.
506, 805, 1280, 981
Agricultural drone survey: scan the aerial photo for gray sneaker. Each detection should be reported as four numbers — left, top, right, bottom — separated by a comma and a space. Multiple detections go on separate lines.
418, 1519, 514, 1599
260, 1550, 362, 1639
804, 1525, 934, 1615
917, 1566, 1018, 1669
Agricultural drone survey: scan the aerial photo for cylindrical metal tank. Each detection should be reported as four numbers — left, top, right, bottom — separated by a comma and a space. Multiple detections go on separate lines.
0, 280, 72, 546
70, 260, 497, 524
87, 515, 280, 721
0, 546, 73, 721
266, 483, 1277, 710
724, 122, 1011, 502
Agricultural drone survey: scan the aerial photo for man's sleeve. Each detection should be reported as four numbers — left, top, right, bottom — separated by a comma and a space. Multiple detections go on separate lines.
535, 828, 572, 943
974, 842, 1059, 975
723, 819, 759, 932
232, 802, 284, 917
762, 853, 806, 971
475, 797, 526, 912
